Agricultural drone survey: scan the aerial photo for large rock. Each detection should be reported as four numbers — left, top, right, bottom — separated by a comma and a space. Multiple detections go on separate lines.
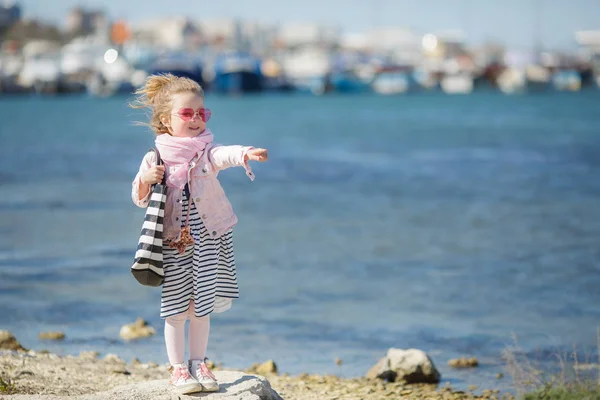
119, 318, 156, 340
366, 348, 441, 384
0, 371, 282, 400
98, 370, 281, 399
0, 330, 26, 351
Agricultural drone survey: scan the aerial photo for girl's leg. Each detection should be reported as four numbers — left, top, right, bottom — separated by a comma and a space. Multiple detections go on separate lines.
164, 310, 188, 365
188, 301, 218, 391
188, 300, 210, 360
165, 308, 202, 394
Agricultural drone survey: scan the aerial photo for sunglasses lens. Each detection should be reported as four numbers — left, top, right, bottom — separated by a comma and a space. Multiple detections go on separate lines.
179, 109, 194, 121
201, 108, 211, 122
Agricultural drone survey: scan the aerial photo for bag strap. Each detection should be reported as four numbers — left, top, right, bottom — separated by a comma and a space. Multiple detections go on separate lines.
149, 147, 166, 186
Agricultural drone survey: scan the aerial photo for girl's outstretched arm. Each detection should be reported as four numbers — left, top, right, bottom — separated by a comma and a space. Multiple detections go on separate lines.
209, 145, 268, 179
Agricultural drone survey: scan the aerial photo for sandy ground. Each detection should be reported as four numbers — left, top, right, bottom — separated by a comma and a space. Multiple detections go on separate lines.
0, 350, 515, 399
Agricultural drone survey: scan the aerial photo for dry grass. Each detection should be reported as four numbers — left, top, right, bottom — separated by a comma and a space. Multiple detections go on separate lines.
0, 374, 17, 394
502, 329, 600, 399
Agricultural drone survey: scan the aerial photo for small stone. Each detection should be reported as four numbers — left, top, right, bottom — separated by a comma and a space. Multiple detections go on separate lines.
104, 354, 124, 363
140, 361, 158, 369
119, 318, 156, 340
496, 372, 504, 379
0, 330, 26, 351
111, 366, 131, 375
249, 360, 278, 375
14, 370, 34, 378
130, 357, 141, 366
448, 357, 479, 368
158, 363, 170, 371
483, 389, 501, 395
468, 384, 478, 391
79, 351, 100, 360
38, 331, 65, 340
335, 357, 342, 366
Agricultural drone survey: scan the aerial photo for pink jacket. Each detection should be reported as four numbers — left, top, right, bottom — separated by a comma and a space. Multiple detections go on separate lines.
132, 143, 254, 241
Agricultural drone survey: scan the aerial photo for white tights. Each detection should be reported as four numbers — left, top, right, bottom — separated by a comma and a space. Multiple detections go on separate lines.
164, 300, 210, 365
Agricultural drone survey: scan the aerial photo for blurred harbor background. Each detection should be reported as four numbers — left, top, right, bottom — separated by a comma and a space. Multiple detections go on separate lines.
1, 0, 600, 96
1, 0, 600, 396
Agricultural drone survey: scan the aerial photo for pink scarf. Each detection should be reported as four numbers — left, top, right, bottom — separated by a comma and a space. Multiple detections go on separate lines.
155, 129, 214, 189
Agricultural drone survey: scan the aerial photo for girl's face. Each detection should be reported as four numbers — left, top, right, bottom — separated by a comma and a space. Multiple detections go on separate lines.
162, 92, 207, 137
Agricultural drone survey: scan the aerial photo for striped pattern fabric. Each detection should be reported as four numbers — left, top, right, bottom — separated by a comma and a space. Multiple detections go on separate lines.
160, 193, 239, 319
131, 183, 167, 287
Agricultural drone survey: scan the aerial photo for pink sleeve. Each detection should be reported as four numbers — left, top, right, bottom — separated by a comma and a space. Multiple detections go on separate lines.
208, 144, 255, 181
131, 151, 157, 208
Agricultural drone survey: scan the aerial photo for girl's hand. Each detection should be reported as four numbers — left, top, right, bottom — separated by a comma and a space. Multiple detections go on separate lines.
141, 165, 165, 185
245, 148, 268, 163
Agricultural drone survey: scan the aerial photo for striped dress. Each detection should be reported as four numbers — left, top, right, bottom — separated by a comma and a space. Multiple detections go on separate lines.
160, 190, 239, 319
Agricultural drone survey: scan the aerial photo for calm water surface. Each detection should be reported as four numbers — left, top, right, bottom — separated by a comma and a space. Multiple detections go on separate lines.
0, 91, 599, 392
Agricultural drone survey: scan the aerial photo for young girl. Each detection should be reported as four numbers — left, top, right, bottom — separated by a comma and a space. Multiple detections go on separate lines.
130, 74, 268, 394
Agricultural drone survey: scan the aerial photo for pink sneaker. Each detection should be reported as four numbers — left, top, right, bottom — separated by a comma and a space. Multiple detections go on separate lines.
189, 358, 219, 392
169, 363, 202, 394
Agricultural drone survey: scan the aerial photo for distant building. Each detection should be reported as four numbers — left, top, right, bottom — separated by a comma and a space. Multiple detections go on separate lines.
132, 18, 203, 50
576, 30, 600, 55
199, 19, 276, 53
237, 21, 277, 54
276, 22, 340, 49
0, 1, 21, 31
199, 18, 238, 49
65, 7, 107, 36
367, 27, 421, 65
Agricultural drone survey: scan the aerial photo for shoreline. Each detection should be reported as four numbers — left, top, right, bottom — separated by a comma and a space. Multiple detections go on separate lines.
0, 348, 515, 400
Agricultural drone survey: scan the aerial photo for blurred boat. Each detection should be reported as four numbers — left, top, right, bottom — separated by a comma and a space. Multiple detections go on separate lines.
210, 51, 262, 94
329, 69, 371, 93
15, 40, 85, 94
57, 37, 129, 96
0, 52, 29, 94
440, 72, 473, 94
594, 54, 600, 89
259, 58, 295, 92
328, 53, 372, 93
86, 56, 137, 97
371, 67, 416, 95
552, 69, 581, 92
281, 47, 331, 95
147, 53, 205, 87
412, 67, 439, 90
21, 57, 59, 94
496, 65, 551, 94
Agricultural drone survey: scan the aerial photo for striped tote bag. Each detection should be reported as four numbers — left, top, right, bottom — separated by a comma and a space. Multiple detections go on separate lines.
131, 148, 167, 287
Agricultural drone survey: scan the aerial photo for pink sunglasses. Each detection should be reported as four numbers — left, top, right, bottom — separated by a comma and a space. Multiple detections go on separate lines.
172, 107, 211, 122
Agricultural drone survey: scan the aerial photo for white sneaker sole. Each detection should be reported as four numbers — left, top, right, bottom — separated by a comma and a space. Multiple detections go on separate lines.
173, 382, 203, 395
200, 382, 219, 392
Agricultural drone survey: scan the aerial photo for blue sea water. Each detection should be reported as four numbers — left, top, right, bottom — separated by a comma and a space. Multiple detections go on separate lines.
0, 91, 599, 393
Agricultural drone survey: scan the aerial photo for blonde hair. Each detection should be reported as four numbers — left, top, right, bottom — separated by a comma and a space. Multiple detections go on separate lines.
130, 73, 204, 135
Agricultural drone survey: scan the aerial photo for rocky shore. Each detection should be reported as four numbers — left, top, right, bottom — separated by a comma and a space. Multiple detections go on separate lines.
0, 331, 516, 400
